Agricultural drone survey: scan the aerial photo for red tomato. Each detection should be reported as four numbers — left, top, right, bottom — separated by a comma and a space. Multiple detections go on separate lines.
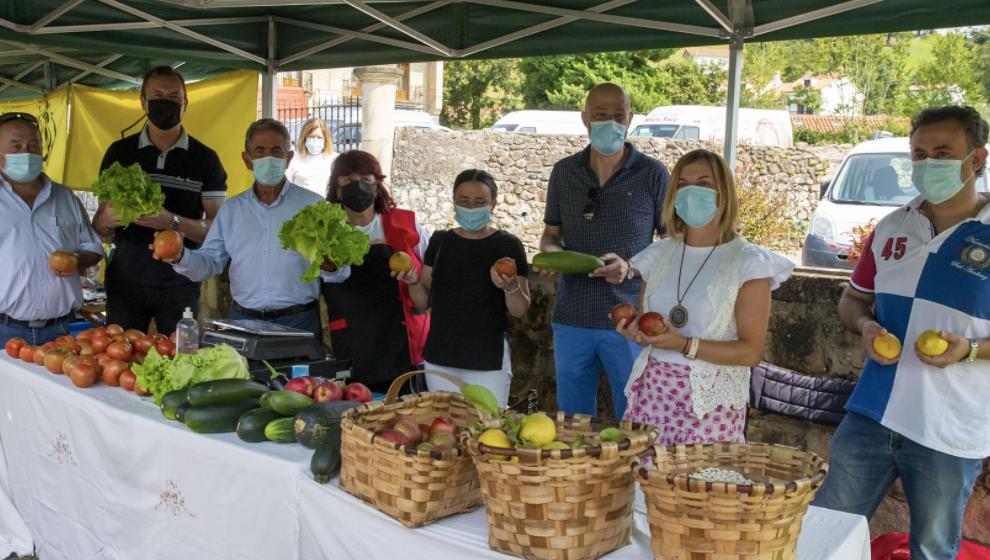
153, 230, 183, 260
49, 251, 78, 274
106, 324, 124, 337
133, 379, 151, 396
169, 331, 177, 344
54, 335, 76, 346
32, 344, 52, 366
19, 345, 35, 363
135, 335, 155, 355
61, 355, 81, 376
119, 369, 136, 391
124, 329, 144, 343
101, 360, 127, 387
106, 342, 133, 362
91, 335, 111, 354
75, 329, 95, 342
155, 340, 176, 358
44, 347, 69, 374
94, 327, 109, 338
69, 364, 98, 388
5, 338, 26, 358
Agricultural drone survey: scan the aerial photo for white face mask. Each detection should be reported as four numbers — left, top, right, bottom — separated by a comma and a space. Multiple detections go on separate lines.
305, 139, 325, 155
0, 151, 44, 183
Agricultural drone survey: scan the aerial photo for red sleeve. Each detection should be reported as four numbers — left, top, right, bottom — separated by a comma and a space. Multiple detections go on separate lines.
850, 231, 877, 293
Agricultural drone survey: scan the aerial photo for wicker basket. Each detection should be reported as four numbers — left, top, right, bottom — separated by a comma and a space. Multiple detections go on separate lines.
631, 442, 829, 560
338, 370, 489, 528
462, 412, 660, 560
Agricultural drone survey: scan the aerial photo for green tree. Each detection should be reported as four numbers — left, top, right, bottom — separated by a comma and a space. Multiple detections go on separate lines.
789, 85, 822, 114
516, 50, 676, 114
809, 34, 912, 118
907, 32, 985, 113
969, 28, 990, 105
741, 42, 785, 109
661, 61, 726, 106
441, 59, 518, 129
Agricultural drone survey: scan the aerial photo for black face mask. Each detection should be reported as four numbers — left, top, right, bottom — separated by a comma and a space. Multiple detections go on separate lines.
146, 99, 182, 131
340, 180, 376, 212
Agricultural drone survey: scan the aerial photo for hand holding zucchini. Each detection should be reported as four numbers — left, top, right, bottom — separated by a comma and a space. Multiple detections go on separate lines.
532, 251, 605, 274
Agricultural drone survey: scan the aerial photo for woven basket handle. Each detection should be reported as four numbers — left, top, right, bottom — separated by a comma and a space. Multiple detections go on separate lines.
385, 369, 468, 404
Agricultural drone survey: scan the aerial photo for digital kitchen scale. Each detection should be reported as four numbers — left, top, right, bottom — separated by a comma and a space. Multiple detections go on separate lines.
201, 319, 349, 383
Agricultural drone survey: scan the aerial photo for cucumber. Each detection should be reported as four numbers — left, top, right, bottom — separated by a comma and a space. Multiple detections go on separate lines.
184, 399, 261, 434
294, 401, 361, 449
265, 417, 297, 443
237, 408, 286, 443
268, 390, 314, 416
311, 430, 343, 484
187, 379, 269, 407
160, 390, 188, 420
260, 391, 275, 408
532, 251, 605, 274
174, 402, 192, 424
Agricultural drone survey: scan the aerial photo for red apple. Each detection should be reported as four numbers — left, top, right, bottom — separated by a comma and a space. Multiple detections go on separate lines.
389, 415, 423, 446
609, 302, 638, 327
419, 424, 431, 439
374, 429, 411, 447
344, 382, 372, 403
429, 416, 457, 436
285, 376, 318, 397
313, 381, 344, 403
637, 312, 666, 336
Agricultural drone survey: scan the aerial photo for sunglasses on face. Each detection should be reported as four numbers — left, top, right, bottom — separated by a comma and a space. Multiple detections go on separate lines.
582, 187, 600, 221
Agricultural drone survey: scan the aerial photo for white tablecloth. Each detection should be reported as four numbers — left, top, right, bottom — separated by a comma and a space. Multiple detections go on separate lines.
0, 355, 871, 560
0, 431, 33, 559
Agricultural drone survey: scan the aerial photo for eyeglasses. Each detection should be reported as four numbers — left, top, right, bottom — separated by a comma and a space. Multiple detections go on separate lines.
0, 112, 39, 127
582, 187, 600, 221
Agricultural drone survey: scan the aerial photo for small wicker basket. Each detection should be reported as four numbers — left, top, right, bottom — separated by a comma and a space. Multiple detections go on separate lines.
462, 411, 660, 560
631, 442, 828, 560
338, 370, 489, 528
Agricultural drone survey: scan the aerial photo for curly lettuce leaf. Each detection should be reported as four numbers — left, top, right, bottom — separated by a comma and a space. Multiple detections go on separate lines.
91, 162, 166, 227
278, 201, 371, 283
192, 344, 250, 384
132, 347, 173, 405
131, 344, 250, 405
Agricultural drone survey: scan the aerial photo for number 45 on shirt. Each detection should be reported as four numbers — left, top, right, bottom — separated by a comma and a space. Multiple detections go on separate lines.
881, 237, 908, 261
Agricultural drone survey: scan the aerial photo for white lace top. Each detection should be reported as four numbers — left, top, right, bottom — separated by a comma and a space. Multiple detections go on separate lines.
624, 237, 794, 418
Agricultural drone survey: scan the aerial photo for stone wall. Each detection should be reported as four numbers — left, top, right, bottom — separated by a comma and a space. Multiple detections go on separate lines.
390, 129, 845, 254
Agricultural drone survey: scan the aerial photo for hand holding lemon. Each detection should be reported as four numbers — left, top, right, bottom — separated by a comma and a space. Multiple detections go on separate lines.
873, 333, 902, 361
914, 329, 972, 369
916, 330, 949, 357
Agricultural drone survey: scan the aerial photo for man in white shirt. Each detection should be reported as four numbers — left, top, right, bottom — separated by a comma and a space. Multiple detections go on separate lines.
0, 113, 104, 346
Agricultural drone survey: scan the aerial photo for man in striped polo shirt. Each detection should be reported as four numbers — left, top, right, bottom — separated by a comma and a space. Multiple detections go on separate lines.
814, 106, 990, 560
538, 83, 670, 418
93, 66, 227, 336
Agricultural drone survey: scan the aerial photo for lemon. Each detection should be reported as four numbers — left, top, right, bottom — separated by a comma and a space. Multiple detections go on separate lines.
917, 330, 949, 357
543, 441, 571, 450
478, 429, 512, 461
518, 413, 556, 448
873, 333, 902, 360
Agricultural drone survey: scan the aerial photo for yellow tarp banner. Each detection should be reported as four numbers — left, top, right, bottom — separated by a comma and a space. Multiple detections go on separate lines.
0, 87, 70, 184
64, 69, 259, 196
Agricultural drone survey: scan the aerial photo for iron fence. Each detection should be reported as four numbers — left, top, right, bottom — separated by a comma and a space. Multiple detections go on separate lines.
276, 97, 362, 153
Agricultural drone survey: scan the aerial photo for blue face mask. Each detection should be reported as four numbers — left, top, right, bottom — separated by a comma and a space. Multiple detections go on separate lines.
589, 120, 627, 156
454, 205, 491, 232
911, 151, 975, 205
1, 152, 44, 183
252, 156, 286, 186
305, 139, 325, 155
674, 185, 719, 229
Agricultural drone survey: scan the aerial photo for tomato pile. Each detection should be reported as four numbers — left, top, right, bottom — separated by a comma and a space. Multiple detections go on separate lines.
5, 324, 176, 391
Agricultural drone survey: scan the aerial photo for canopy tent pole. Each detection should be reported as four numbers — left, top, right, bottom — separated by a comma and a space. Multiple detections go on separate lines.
261, 16, 277, 119
724, 33, 742, 171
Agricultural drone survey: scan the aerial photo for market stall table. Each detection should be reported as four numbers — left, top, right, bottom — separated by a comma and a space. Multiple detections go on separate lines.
0, 355, 870, 560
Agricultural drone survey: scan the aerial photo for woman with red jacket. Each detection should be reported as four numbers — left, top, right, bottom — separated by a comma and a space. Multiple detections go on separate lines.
321, 151, 430, 394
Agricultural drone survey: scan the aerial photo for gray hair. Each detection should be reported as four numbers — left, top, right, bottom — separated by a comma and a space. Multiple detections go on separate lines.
245, 118, 291, 153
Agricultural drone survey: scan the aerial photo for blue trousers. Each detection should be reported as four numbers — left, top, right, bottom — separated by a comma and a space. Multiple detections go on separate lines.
552, 322, 641, 418
0, 317, 71, 347
813, 412, 983, 560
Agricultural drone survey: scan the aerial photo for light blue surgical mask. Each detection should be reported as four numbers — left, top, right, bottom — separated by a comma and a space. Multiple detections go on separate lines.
1, 152, 44, 183
589, 120, 627, 156
252, 156, 286, 186
305, 139, 325, 155
454, 205, 491, 232
674, 185, 719, 229
911, 151, 976, 205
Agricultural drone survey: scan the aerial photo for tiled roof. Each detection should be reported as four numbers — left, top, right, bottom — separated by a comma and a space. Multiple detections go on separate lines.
683, 47, 730, 59
790, 115, 909, 133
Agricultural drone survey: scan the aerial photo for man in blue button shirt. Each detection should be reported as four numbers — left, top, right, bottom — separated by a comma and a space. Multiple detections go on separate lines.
537, 83, 670, 418
153, 119, 339, 339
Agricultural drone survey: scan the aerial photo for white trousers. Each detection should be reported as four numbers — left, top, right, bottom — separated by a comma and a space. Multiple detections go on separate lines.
424, 339, 513, 408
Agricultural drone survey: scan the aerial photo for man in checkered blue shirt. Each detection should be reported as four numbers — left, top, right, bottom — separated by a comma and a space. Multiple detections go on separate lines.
814, 106, 990, 560
537, 83, 670, 418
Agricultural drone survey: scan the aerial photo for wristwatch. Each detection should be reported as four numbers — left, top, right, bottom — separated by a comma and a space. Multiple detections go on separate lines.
964, 338, 979, 362
169, 213, 180, 231
625, 259, 636, 281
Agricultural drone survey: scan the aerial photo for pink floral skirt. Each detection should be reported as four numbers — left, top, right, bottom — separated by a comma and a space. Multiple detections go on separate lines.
623, 357, 746, 446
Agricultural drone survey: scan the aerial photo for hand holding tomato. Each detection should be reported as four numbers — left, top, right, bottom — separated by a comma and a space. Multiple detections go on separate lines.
49, 251, 79, 278
149, 230, 185, 263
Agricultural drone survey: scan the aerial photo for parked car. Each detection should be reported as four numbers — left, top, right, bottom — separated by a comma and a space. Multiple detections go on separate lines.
802, 137, 990, 269
490, 111, 587, 135
630, 105, 794, 148
329, 111, 447, 152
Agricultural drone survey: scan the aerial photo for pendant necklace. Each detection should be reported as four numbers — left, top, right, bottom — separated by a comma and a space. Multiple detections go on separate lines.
669, 241, 719, 328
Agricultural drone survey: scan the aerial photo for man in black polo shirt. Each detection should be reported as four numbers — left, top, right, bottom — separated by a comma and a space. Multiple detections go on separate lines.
538, 83, 670, 418
92, 66, 227, 336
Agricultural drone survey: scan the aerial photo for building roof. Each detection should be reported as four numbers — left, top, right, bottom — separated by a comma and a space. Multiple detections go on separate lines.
777, 73, 838, 95
683, 47, 730, 59
790, 115, 909, 133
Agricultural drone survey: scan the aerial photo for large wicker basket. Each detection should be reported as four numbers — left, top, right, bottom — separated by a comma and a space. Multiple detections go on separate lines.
632, 442, 828, 560
462, 412, 660, 560
338, 370, 488, 528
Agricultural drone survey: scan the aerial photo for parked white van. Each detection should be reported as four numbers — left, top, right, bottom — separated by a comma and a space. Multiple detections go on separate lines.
802, 136, 990, 269
630, 105, 794, 148
491, 111, 587, 135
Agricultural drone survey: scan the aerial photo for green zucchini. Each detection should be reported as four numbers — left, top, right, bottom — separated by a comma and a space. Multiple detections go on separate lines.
184, 399, 261, 434
532, 251, 605, 274
294, 401, 362, 449
265, 417, 297, 443
268, 390, 314, 416
160, 390, 188, 420
237, 408, 286, 443
187, 379, 269, 407
174, 402, 192, 424
260, 391, 275, 408
311, 429, 343, 483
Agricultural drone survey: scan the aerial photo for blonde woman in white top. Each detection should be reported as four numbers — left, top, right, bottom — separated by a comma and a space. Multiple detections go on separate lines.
615, 149, 794, 445
286, 117, 337, 196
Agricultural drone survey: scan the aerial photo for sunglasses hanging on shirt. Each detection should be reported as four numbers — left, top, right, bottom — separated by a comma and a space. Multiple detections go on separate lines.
582, 187, 600, 221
